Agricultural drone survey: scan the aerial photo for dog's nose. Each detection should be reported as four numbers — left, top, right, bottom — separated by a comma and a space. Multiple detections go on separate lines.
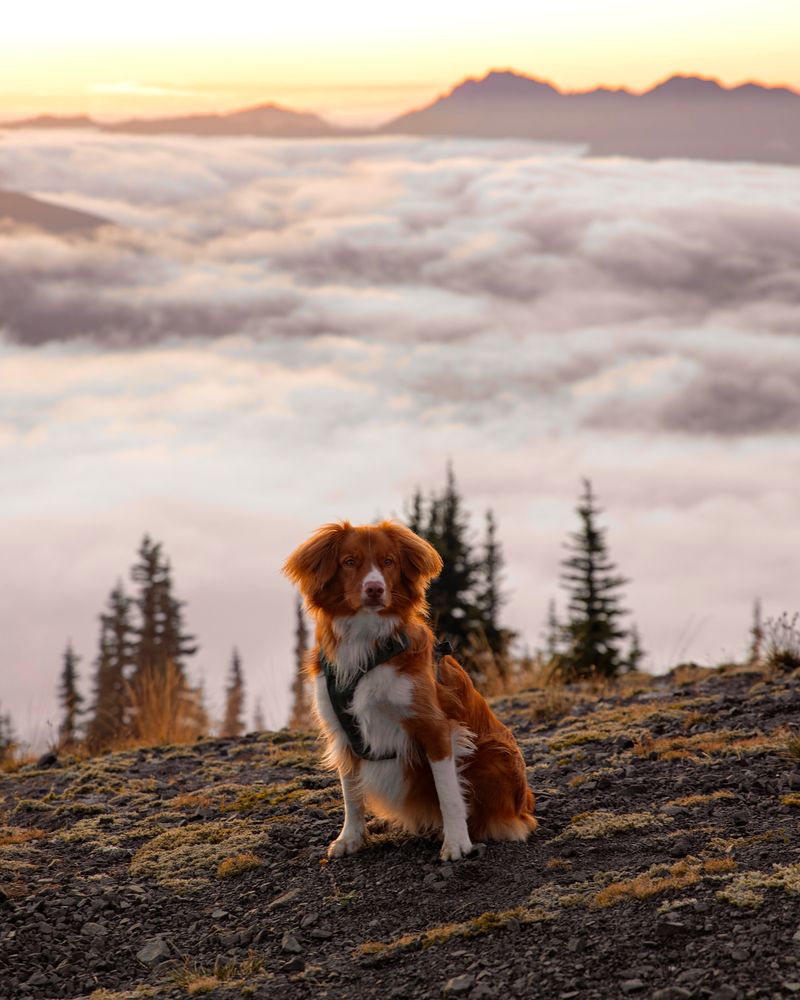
364, 582, 385, 601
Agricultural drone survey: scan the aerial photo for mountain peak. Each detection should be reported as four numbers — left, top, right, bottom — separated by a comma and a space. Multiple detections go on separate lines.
448, 69, 561, 101
644, 75, 726, 98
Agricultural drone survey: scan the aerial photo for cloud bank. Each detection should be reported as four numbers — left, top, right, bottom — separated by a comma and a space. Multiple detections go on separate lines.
1, 131, 798, 743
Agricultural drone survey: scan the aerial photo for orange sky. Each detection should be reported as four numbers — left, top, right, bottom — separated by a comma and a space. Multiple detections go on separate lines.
2, 1, 798, 125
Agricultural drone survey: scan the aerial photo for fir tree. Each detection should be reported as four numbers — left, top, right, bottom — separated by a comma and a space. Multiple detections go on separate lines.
58, 641, 84, 748
86, 583, 135, 750
130, 536, 197, 688
475, 509, 515, 670
558, 479, 631, 681
289, 598, 313, 729
405, 488, 424, 536
749, 598, 764, 666
542, 598, 561, 660
252, 699, 266, 732
626, 624, 645, 673
221, 648, 245, 738
424, 463, 481, 650
0, 706, 15, 763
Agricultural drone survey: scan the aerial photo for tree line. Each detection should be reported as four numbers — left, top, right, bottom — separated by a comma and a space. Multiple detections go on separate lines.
3, 467, 656, 762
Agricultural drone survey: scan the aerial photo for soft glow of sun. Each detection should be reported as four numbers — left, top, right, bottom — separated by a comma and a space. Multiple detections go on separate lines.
1, 0, 798, 124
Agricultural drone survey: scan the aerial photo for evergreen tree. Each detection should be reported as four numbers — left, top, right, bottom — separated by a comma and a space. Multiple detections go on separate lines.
424, 463, 481, 650
86, 583, 135, 750
542, 598, 561, 660
0, 705, 15, 763
221, 648, 245, 738
58, 641, 84, 748
405, 488, 424, 536
131, 536, 197, 688
289, 598, 313, 729
625, 624, 645, 673
558, 479, 631, 681
749, 598, 764, 666
475, 509, 515, 669
252, 699, 266, 732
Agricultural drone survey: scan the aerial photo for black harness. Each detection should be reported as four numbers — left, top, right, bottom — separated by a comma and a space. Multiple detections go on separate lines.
319, 635, 453, 762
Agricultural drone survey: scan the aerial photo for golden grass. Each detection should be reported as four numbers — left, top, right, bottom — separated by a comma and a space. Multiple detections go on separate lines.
217, 852, 261, 878
666, 790, 736, 808
130, 820, 269, 886
354, 906, 552, 959
0, 825, 47, 846
559, 809, 667, 840
780, 792, 800, 807
634, 728, 787, 762
124, 660, 207, 749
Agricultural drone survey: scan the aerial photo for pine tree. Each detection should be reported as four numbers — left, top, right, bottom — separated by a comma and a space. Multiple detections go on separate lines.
86, 583, 135, 750
424, 463, 481, 650
289, 598, 313, 729
252, 699, 266, 732
558, 479, 631, 681
542, 598, 561, 660
0, 706, 15, 763
405, 488, 424, 536
475, 509, 515, 672
58, 642, 84, 748
626, 624, 645, 673
221, 648, 245, 738
749, 598, 764, 666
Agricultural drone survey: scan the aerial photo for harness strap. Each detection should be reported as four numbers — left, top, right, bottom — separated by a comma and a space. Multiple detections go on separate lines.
320, 632, 410, 761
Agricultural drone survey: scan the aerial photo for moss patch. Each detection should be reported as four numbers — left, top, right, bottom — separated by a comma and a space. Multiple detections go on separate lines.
558, 809, 668, 840
130, 820, 268, 886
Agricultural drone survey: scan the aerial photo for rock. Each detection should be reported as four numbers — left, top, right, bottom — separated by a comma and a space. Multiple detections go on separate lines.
669, 838, 691, 859
655, 917, 689, 939
268, 888, 301, 910
136, 938, 171, 964
211, 908, 227, 919
469, 984, 496, 999
36, 751, 59, 769
652, 989, 691, 1000
709, 987, 739, 1000
309, 927, 333, 940
280, 957, 305, 973
792, 927, 800, 943
620, 980, 645, 994
300, 911, 319, 928
81, 921, 107, 938
443, 974, 475, 995
281, 931, 303, 954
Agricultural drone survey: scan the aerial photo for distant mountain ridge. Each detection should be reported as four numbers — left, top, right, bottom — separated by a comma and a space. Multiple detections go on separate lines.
0, 190, 109, 232
2, 71, 800, 163
381, 70, 800, 163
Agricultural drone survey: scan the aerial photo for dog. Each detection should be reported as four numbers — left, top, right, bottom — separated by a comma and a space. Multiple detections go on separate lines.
283, 519, 536, 861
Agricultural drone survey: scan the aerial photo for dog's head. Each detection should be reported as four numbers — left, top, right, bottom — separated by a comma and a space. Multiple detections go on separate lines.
284, 520, 442, 619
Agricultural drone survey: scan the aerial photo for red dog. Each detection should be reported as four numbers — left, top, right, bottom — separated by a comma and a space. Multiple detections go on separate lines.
284, 520, 536, 861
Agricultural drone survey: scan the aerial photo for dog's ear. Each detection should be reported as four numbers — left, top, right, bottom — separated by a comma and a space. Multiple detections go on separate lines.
284, 522, 350, 600
381, 521, 442, 585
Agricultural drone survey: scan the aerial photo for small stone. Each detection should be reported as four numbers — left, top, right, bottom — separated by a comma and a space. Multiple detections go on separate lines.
211, 908, 227, 919
82, 921, 107, 938
300, 911, 319, 929
281, 931, 303, 954
652, 989, 690, 1000
280, 957, 305, 973
669, 838, 691, 859
444, 974, 475, 995
469, 984, 496, 1000
782, 985, 800, 995
655, 917, 688, 939
663, 806, 687, 818
268, 888, 301, 910
620, 980, 644, 995
730, 947, 749, 961
709, 986, 739, 1000
309, 927, 333, 940
792, 927, 800, 943
36, 751, 59, 769
136, 938, 170, 964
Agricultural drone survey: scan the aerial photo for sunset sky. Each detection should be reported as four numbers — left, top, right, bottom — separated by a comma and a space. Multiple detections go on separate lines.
2, 0, 799, 124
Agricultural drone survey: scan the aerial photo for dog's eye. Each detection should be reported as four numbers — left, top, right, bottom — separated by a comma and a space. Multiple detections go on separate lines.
342, 556, 357, 568
383, 557, 395, 567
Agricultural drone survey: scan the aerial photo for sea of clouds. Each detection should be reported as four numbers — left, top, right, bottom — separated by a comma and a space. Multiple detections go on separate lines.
1, 130, 799, 743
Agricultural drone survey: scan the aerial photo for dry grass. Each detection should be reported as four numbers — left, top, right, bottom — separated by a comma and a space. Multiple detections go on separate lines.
125, 660, 207, 749
354, 906, 552, 959
716, 863, 800, 909
666, 790, 736, 808
217, 852, 261, 878
0, 825, 47, 846
171, 953, 268, 995
780, 793, 800, 807
634, 728, 786, 762
559, 809, 668, 840
784, 732, 800, 761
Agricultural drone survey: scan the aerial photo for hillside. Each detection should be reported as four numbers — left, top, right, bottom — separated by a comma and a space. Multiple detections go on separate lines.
2, 665, 799, 999
0, 190, 109, 233
382, 70, 800, 165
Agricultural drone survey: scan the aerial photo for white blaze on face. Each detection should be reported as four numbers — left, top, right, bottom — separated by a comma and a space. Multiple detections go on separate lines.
361, 563, 387, 607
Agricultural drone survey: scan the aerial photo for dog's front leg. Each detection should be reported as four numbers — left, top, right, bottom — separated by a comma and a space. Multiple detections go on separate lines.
429, 748, 473, 861
328, 768, 366, 858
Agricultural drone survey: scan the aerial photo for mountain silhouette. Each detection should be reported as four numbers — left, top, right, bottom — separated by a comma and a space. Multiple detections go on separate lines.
4, 71, 800, 164
381, 70, 800, 164
0, 190, 109, 232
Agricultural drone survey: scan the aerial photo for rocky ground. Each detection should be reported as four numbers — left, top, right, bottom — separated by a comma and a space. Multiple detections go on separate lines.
2, 664, 800, 1000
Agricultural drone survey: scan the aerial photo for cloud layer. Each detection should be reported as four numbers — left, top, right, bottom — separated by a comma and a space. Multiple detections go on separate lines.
1, 131, 799, 743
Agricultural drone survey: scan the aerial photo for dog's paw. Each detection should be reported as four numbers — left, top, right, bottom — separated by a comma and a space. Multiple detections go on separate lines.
439, 835, 474, 862
327, 832, 366, 859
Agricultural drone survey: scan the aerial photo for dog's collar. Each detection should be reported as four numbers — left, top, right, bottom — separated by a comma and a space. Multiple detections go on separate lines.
319, 631, 410, 761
